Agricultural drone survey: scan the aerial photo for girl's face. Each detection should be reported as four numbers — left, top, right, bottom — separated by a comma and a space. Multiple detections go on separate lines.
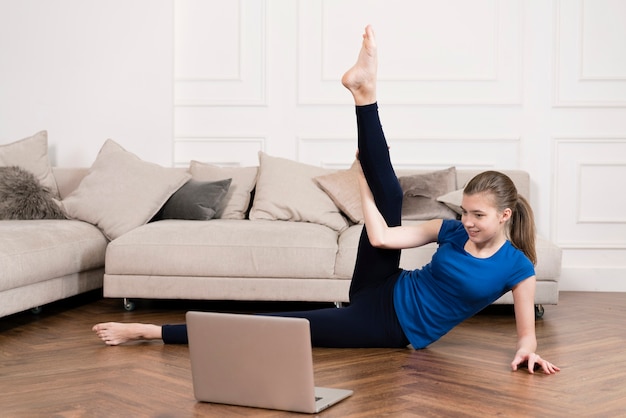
460, 192, 511, 245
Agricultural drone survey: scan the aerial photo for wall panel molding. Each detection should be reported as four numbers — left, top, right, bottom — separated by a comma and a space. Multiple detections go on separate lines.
298, 0, 522, 105
553, 0, 626, 107
297, 135, 520, 169
577, 163, 626, 223
579, 0, 626, 80
174, 136, 265, 167
552, 137, 626, 248
174, 0, 267, 106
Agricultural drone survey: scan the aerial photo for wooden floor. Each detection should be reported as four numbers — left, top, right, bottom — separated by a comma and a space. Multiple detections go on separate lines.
1, 291, 625, 417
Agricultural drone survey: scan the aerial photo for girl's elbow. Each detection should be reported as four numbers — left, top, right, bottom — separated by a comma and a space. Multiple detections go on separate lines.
368, 234, 386, 248
370, 235, 396, 249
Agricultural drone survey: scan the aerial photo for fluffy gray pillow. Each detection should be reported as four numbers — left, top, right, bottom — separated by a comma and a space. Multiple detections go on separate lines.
0, 166, 66, 220
0, 131, 59, 198
153, 178, 232, 221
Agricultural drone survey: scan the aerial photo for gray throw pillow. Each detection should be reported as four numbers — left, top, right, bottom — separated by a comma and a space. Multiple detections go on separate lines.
399, 167, 459, 220
154, 178, 232, 221
0, 166, 66, 220
189, 161, 258, 220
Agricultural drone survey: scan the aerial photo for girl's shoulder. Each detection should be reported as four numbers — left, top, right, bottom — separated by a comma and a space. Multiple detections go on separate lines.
503, 241, 535, 269
437, 219, 466, 244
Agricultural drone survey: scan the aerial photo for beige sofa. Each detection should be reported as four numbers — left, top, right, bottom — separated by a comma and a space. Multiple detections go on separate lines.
1, 135, 561, 319
100, 161, 561, 317
0, 168, 107, 318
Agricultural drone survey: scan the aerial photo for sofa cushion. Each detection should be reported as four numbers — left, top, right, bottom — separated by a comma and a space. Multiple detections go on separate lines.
315, 165, 460, 224
314, 160, 363, 224
0, 220, 108, 292
0, 166, 66, 220
249, 152, 349, 232
152, 178, 231, 221
399, 167, 458, 220
106, 219, 339, 279
335, 224, 364, 278
436, 188, 464, 215
189, 161, 258, 220
61, 139, 191, 240
0, 131, 59, 198
52, 167, 90, 200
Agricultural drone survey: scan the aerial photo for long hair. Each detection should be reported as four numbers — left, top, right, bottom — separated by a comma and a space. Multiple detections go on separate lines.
463, 171, 537, 265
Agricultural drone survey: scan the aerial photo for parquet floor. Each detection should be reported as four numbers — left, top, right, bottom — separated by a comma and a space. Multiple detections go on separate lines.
1, 291, 625, 417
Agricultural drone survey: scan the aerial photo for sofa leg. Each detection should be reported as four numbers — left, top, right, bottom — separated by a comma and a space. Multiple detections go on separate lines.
123, 298, 136, 311
535, 304, 545, 319
334, 302, 344, 308
30, 306, 43, 314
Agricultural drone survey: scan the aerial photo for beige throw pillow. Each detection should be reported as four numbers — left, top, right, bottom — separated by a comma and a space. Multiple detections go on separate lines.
399, 167, 459, 220
0, 131, 59, 198
62, 139, 190, 240
314, 160, 363, 224
249, 152, 349, 232
437, 188, 464, 215
189, 160, 258, 219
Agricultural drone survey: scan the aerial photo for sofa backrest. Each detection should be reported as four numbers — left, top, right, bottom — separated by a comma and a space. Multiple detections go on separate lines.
396, 169, 530, 200
52, 167, 530, 202
52, 168, 90, 199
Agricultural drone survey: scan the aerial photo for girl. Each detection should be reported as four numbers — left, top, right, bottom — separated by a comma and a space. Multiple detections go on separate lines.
93, 25, 559, 375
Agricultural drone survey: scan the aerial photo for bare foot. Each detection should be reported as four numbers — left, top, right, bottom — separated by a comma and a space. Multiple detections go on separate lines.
342, 24, 378, 105
92, 322, 162, 346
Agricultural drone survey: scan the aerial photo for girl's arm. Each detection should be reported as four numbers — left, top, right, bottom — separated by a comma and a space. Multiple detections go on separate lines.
510, 277, 560, 374
357, 171, 441, 250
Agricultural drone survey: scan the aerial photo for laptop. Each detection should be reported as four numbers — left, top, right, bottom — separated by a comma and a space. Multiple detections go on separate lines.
186, 311, 353, 414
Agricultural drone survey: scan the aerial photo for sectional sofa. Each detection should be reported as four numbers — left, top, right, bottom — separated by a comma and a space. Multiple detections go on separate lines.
0, 132, 562, 319
0, 133, 108, 318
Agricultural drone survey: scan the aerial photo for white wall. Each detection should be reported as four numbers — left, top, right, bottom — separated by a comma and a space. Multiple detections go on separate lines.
1, 0, 625, 292
0, 0, 174, 166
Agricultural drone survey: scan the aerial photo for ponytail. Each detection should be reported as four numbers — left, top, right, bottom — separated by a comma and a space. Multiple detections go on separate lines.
464, 171, 537, 265
510, 195, 537, 265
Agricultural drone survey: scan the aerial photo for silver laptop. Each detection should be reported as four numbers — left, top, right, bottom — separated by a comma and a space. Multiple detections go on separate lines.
186, 311, 353, 414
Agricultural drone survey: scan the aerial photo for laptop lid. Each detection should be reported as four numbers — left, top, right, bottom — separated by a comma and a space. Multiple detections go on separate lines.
186, 311, 352, 414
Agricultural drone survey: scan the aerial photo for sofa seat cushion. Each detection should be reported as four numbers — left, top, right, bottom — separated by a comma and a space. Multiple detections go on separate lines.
105, 219, 340, 279
0, 220, 108, 292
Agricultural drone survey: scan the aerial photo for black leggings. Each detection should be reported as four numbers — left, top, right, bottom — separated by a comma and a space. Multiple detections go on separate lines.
162, 103, 409, 348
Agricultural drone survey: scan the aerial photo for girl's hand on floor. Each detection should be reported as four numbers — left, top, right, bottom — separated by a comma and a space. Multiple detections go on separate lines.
511, 351, 560, 375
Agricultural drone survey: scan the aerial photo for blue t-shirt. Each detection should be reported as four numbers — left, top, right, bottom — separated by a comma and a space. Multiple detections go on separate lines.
393, 219, 535, 349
